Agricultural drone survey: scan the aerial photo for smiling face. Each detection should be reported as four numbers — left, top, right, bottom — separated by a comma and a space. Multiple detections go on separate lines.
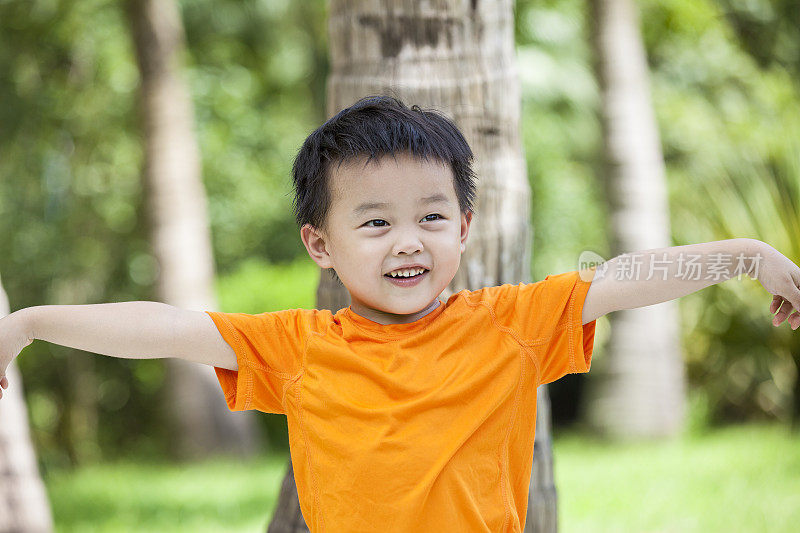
300, 151, 472, 325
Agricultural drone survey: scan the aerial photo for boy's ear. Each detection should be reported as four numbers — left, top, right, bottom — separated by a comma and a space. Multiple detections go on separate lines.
460, 210, 473, 252
301, 224, 334, 269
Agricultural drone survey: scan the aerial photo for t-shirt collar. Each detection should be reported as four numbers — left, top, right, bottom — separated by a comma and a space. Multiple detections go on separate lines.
343, 298, 446, 336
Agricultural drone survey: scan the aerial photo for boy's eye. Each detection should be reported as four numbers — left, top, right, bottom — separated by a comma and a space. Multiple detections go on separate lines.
364, 219, 388, 227
363, 214, 444, 228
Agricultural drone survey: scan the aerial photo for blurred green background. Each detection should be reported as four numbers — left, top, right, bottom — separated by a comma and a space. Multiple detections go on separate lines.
1, 0, 799, 530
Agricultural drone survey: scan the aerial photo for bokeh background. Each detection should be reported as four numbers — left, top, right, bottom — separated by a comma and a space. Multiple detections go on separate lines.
1, 0, 798, 531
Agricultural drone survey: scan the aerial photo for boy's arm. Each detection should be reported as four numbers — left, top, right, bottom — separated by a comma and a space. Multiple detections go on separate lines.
0, 302, 237, 396
581, 238, 800, 329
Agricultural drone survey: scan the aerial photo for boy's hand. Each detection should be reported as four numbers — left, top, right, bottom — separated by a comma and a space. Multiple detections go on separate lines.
0, 310, 34, 399
753, 242, 800, 330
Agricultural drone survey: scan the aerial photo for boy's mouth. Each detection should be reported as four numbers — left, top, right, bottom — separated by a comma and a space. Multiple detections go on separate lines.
384, 268, 429, 279
384, 269, 429, 286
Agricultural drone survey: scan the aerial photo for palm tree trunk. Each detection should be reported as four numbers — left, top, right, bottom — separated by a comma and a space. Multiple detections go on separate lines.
527, 387, 557, 532
269, 1, 556, 531
126, 0, 260, 459
585, 0, 686, 437
0, 276, 54, 533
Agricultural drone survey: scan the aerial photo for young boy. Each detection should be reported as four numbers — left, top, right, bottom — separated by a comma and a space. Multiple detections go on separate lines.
1, 95, 799, 532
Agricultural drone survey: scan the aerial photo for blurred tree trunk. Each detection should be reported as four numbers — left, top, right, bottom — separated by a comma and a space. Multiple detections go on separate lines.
269, 1, 556, 531
585, 0, 686, 437
0, 276, 54, 533
126, 0, 260, 460
62, 346, 99, 466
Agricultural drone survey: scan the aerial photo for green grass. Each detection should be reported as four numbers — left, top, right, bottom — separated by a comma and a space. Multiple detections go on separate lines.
44, 422, 800, 532
45, 454, 290, 533
555, 422, 800, 532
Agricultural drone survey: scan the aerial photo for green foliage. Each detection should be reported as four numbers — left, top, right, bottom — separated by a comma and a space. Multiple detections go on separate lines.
3, 0, 800, 470
214, 257, 320, 314
0, 0, 153, 468
0, 0, 329, 467
516, 0, 609, 281
517, 0, 800, 428
639, 0, 800, 425
717, 0, 800, 76
181, 0, 329, 272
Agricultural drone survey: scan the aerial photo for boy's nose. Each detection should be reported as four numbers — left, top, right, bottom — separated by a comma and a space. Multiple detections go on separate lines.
392, 233, 423, 256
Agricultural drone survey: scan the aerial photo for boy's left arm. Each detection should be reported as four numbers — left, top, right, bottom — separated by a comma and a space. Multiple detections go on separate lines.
581, 238, 800, 330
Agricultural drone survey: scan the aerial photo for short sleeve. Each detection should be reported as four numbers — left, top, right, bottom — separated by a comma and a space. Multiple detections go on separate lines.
483, 267, 598, 386
205, 309, 314, 414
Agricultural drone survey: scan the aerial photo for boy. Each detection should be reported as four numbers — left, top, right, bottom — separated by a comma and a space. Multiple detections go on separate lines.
1, 95, 799, 532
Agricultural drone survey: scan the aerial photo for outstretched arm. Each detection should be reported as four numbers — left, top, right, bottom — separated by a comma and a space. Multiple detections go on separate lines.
0, 301, 237, 398
581, 238, 800, 329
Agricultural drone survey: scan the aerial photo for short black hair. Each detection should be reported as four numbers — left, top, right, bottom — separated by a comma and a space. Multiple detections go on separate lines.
291, 95, 477, 234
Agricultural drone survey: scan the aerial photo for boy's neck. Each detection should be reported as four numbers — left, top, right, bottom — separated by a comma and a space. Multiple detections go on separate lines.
349, 298, 442, 325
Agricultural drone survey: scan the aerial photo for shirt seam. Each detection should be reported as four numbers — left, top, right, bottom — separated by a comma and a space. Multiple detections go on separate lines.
344, 305, 444, 339
469, 279, 587, 379
568, 286, 577, 373
462, 298, 550, 386
280, 327, 312, 410
523, 280, 589, 379
461, 297, 526, 527
299, 327, 328, 532
293, 367, 324, 533
214, 312, 302, 379
500, 342, 528, 532
213, 311, 305, 414
214, 313, 255, 409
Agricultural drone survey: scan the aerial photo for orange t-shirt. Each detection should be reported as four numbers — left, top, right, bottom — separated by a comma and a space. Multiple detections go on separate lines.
207, 268, 597, 532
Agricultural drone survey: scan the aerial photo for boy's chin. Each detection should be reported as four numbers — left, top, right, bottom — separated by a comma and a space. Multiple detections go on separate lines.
384, 297, 439, 316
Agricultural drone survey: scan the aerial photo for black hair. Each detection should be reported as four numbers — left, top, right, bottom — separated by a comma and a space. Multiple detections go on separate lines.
291, 94, 478, 284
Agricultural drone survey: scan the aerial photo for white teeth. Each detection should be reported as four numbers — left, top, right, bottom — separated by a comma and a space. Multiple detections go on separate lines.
388, 268, 426, 278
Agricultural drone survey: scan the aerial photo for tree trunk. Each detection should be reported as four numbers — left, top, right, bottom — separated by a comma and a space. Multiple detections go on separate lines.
126, 0, 260, 460
0, 276, 54, 533
266, 461, 308, 533
585, 0, 686, 438
269, 1, 556, 531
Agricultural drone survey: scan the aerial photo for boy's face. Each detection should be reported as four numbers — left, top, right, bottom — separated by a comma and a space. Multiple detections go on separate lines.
301, 151, 472, 325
